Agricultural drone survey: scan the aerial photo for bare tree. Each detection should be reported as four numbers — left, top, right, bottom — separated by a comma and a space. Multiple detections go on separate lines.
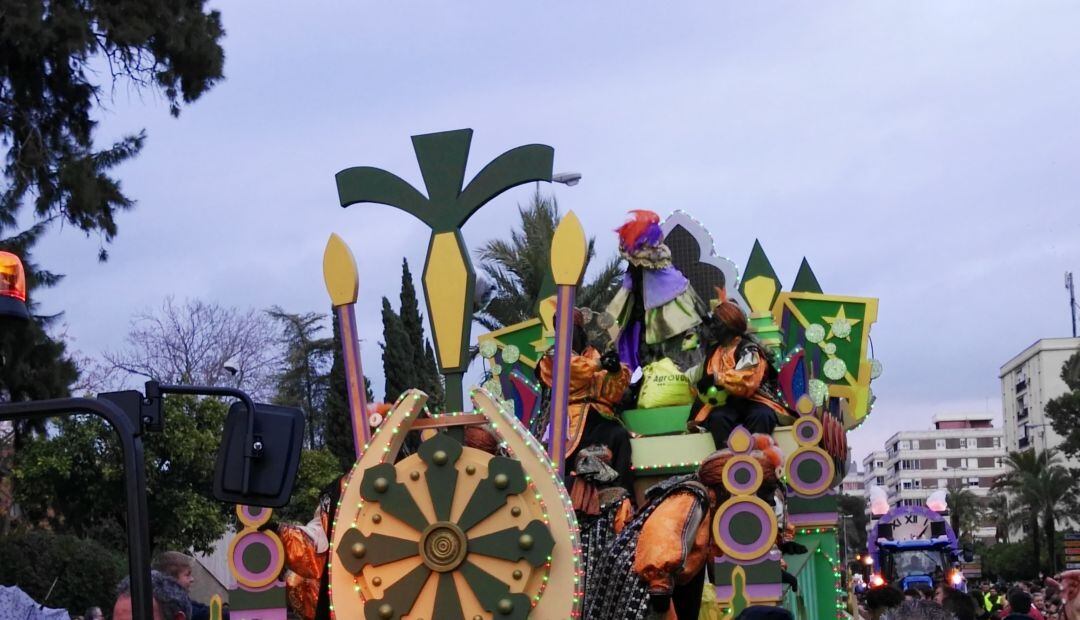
104, 296, 282, 399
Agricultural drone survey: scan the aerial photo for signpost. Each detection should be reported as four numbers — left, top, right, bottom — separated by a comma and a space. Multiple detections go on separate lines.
1065, 532, 1080, 570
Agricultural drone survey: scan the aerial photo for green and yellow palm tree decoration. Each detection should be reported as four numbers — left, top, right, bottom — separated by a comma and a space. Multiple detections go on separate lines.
336, 129, 553, 410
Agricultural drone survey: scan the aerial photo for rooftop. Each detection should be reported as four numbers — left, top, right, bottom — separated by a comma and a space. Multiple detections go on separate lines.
999, 337, 1080, 377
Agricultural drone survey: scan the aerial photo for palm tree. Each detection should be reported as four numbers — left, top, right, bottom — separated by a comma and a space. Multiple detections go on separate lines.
986, 492, 1017, 543
946, 482, 984, 544
474, 190, 623, 330
995, 448, 1079, 574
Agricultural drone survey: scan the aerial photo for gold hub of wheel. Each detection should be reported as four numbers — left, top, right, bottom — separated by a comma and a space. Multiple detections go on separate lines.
419, 521, 467, 573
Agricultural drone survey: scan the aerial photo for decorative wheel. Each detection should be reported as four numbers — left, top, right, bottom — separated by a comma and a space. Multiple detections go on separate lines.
330, 389, 580, 620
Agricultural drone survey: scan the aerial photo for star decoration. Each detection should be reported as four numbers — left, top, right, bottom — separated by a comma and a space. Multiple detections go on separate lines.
822, 305, 861, 341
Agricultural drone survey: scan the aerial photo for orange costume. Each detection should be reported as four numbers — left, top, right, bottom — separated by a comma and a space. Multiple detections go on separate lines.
278, 482, 340, 620
539, 346, 631, 456
630, 442, 782, 620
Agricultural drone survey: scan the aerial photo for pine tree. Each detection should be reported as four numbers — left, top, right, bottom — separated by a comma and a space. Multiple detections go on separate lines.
0, 225, 78, 447
381, 297, 418, 403
398, 260, 444, 411
1, 0, 225, 259
268, 308, 333, 450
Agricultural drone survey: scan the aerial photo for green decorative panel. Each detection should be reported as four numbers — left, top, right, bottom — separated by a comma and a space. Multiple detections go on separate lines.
622, 405, 692, 436
630, 433, 716, 475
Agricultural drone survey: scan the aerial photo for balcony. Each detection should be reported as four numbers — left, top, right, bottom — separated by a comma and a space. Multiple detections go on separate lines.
1019, 436, 1030, 449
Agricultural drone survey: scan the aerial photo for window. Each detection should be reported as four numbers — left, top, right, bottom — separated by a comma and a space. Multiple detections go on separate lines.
875, 460, 884, 469
902, 480, 913, 490
876, 476, 885, 485
976, 437, 996, 449
899, 440, 910, 451
967, 478, 979, 488
1019, 436, 1030, 449
936, 439, 946, 450
946, 438, 962, 449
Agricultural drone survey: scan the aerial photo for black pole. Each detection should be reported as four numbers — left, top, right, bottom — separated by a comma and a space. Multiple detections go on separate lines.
0, 398, 153, 620
1068, 272, 1077, 338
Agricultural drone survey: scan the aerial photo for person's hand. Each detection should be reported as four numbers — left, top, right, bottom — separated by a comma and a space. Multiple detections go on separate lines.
600, 350, 622, 373
1062, 570, 1080, 620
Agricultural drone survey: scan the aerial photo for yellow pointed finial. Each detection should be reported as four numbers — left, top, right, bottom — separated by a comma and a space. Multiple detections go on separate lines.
323, 233, 359, 307
551, 211, 587, 286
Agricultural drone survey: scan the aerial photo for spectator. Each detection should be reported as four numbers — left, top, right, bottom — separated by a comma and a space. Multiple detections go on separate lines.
84, 607, 104, 620
1005, 590, 1036, 620
113, 570, 191, 620
866, 586, 905, 620
153, 552, 209, 620
940, 587, 977, 620
882, 598, 956, 620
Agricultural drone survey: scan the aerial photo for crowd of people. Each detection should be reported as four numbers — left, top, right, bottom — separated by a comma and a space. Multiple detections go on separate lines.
77, 551, 219, 620
859, 572, 1080, 620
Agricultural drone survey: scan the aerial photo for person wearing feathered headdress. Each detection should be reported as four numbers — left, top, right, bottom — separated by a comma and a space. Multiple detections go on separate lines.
605, 210, 708, 372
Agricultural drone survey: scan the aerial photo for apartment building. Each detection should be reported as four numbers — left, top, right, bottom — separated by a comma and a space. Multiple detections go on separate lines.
862, 414, 1007, 541
860, 450, 887, 492
840, 460, 865, 499
999, 337, 1080, 462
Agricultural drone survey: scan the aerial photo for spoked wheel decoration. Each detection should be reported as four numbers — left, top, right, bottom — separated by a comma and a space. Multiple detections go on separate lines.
330, 389, 581, 619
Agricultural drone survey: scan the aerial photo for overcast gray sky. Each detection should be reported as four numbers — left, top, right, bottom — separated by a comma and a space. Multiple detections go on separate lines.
32, 2, 1080, 465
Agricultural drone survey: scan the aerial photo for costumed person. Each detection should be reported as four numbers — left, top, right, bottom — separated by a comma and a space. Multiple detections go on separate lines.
690, 290, 788, 448
538, 308, 634, 494
538, 309, 635, 606
605, 210, 708, 373
583, 434, 785, 620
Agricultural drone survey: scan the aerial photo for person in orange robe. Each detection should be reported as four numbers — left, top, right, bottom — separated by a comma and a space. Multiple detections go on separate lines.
584, 439, 782, 620
538, 311, 634, 493
691, 295, 788, 448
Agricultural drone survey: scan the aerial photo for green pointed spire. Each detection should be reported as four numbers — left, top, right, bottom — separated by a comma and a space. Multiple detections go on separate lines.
739, 240, 782, 314
738, 240, 783, 351
792, 257, 823, 294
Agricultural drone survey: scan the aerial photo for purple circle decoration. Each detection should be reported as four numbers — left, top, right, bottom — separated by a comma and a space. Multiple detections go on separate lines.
787, 448, 834, 497
794, 417, 822, 446
713, 497, 777, 561
239, 505, 270, 527
722, 456, 762, 495
230, 531, 283, 588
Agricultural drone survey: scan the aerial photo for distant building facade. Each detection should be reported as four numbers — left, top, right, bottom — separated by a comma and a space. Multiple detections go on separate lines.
999, 337, 1080, 462
860, 414, 1006, 542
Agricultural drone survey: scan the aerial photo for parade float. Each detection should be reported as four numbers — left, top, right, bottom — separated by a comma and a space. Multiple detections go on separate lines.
220, 129, 881, 620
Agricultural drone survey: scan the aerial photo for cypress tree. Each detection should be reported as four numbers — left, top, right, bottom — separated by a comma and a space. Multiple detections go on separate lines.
381, 297, 418, 403
398, 260, 444, 411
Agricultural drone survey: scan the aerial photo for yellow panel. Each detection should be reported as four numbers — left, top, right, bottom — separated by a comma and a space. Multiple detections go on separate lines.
742, 276, 778, 314
322, 233, 359, 306
424, 232, 468, 369
550, 211, 588, 286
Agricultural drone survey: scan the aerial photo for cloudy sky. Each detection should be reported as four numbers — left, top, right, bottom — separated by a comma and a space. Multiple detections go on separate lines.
31, 2, 1080, 465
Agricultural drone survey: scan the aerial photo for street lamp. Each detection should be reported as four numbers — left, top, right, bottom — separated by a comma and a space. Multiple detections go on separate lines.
552, 171, 582, 186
